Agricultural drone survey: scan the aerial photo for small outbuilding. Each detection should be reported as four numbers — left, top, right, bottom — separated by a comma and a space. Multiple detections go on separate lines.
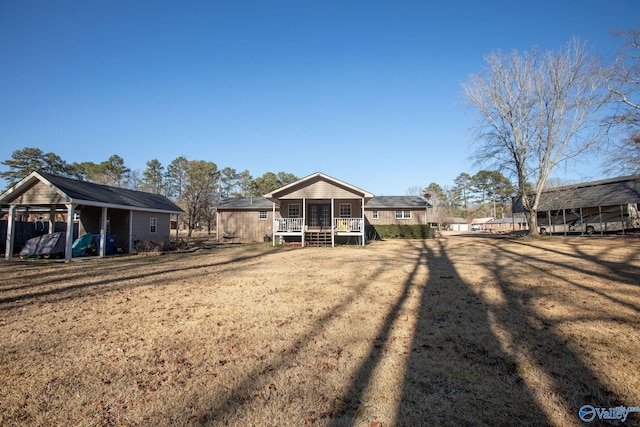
1, 171, 184, 260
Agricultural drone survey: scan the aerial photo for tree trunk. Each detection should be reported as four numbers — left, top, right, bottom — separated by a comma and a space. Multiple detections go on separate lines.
525, 209, 539, 235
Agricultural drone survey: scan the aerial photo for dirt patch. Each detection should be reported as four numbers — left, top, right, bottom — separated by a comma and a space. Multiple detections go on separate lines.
1, 235, 639, 426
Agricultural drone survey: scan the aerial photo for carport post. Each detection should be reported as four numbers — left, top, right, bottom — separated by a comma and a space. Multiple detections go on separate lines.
599, 206, 604, 236
5, 204, 16, 260
49, 207, 56, 234
65, 203, 74, 262
100, 207, 108, 257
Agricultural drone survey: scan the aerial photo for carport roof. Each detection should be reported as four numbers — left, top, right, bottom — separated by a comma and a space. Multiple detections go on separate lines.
0, 171, 184, 214
513, 174, 640, 212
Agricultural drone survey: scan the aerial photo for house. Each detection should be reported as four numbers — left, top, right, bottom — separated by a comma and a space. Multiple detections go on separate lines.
471, 217, 495, 231
484, 216, 528, 233
1, 171, 184, 260
216, 172, 431, 246
512, 174, 640, 235
425, 215, 470, 231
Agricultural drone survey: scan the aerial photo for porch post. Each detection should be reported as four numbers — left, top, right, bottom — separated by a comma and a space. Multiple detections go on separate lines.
331, 198, 335, 247
272, 202, 276, 247
65, 203, 74, 262
301, 198, 306, 247
361, 197, 365, 245
99, 206, 108, 257
5, 204, 16, 260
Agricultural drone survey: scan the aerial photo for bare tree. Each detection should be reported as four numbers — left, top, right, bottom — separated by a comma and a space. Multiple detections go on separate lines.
604, 29, 640, 174
462, 39, 608, 234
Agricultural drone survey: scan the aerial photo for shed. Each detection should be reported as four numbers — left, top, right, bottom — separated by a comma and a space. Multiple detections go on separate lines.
1, 171, 184, 260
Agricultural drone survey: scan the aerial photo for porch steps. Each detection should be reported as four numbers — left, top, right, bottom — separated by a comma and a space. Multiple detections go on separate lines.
305, 231, 332, 246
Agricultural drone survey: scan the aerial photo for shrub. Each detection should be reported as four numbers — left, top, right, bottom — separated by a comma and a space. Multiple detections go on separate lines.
368, 224, 431, 240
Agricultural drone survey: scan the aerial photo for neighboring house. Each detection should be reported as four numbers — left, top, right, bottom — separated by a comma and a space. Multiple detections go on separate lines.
471, 217, 495, 231
1, 171, 184, 260
216, 172, 431, 246
512, 174, 640, 235
425, 215, 470, 231
484, 217, 528, 232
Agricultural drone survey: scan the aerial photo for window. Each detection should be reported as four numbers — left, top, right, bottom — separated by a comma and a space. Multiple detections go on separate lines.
288, 204, 300, 218
339, 203, 351, 218
150, 217, 157, 233
372, 210, 379, 220
395, 210, 411, 219
259, 211, 268, 220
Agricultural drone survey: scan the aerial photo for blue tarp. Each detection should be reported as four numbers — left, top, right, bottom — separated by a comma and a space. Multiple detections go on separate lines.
72, 233, 95, 257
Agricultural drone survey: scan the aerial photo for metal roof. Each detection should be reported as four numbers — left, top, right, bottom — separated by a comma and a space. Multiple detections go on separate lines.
216, 197, 275, 209
217, 195, 430, 209
0, 172, 184, 214
513, 174, 640, 212
366, 196, 430, 208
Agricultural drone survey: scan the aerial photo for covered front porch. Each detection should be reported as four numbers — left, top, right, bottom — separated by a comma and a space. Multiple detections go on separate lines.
273, 213, 365, 246
264, 172, 374, 247
271, 195, 369, 246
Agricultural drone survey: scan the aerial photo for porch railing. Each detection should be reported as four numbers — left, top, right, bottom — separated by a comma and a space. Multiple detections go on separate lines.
334, 218, 363, 232
274, 218, 304, 232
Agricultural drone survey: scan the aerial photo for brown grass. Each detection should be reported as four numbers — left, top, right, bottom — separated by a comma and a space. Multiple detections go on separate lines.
1, 234, 639, 426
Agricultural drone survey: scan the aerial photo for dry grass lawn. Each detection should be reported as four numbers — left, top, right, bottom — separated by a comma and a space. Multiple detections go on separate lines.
1, 234, 639, 426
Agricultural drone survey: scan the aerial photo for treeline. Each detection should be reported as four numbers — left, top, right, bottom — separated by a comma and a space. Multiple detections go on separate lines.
0, 147, 298, 236
417, 170, 522, 223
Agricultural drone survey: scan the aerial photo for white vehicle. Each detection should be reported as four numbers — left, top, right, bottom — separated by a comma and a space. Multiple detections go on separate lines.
569, 204, 639, 235
538, 204, 639, 235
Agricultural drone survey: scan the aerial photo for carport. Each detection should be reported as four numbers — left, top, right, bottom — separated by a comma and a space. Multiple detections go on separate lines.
1, 172, 183, 261
513, 174, 640, 235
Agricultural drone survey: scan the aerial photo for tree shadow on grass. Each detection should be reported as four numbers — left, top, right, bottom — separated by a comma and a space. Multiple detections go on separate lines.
394, 236, 632, 426
394, 239, 550, 426
0, 246, 287, 310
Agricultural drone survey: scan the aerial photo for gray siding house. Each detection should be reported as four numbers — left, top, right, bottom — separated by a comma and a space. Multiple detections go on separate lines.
1, 171, 184, 260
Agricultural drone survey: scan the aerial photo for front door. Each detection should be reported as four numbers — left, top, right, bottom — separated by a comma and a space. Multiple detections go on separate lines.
308, 204, 331, 229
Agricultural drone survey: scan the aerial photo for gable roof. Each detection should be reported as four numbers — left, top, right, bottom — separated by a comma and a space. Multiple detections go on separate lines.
513, 174, 640, 212
217, 195, 430, 209
264, 172, 374, 201
0, 171, 184, 214
366, 196, 430, 209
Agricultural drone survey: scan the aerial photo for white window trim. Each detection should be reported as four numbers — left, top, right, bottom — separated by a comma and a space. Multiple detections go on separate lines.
372, 210, 379, 220
259, 211, 268, 220
395, 210, 412, 219
150, 217, 158, 233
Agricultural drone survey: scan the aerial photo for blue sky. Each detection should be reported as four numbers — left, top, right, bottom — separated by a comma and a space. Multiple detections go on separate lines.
1, 1, 638, 195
